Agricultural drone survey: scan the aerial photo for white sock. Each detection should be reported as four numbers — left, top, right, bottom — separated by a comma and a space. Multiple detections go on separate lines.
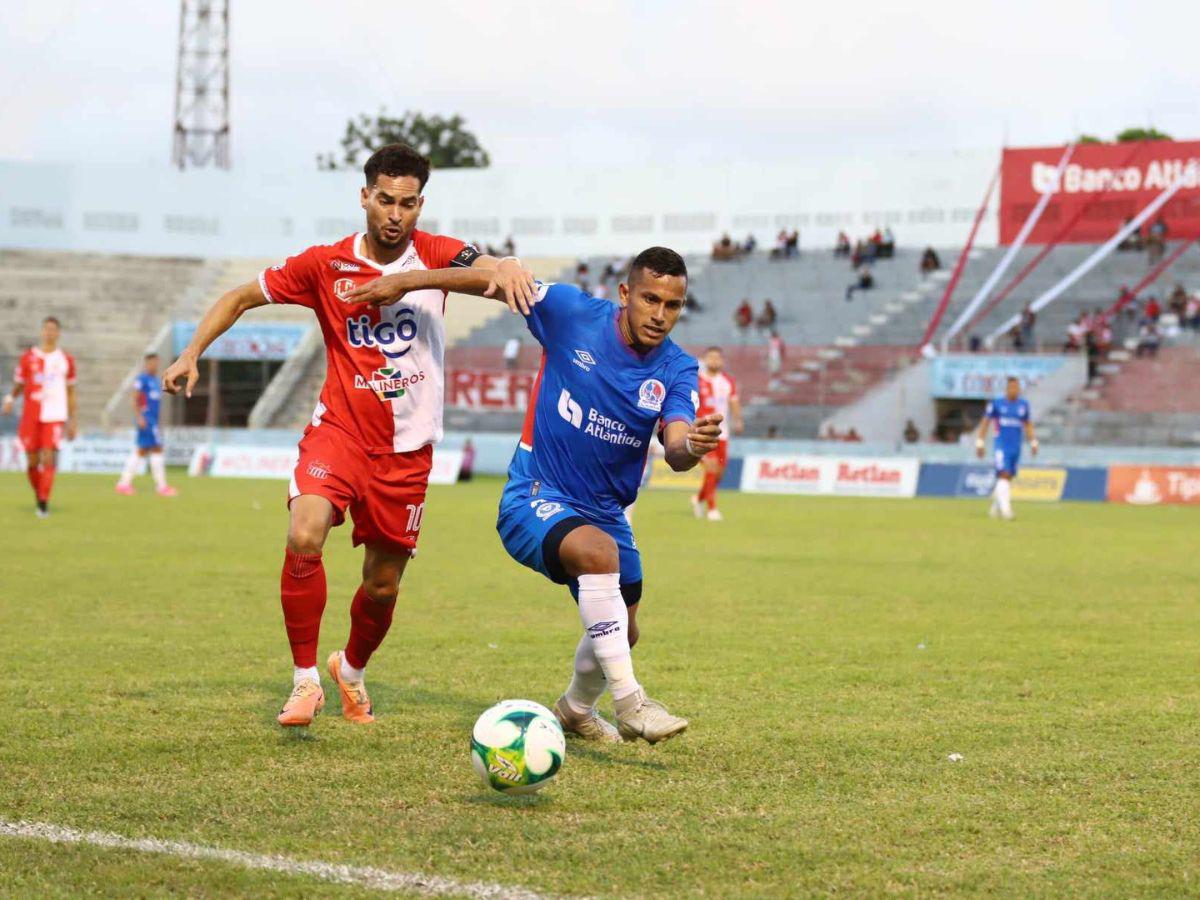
117, 450, 140, 487
564, 632, 607, 715
995, 478, 1013, 517
577, 573, 640, 701
339, 653, 365, 683
293, 665, 319, 686
149, 452, 167, 489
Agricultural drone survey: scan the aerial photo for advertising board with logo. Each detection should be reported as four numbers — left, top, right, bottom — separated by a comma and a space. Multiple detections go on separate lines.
930, 355, 1068, 399
741, 455, 919, 498
172, 322, 309, 361
1010, 467, 1066, 501
917, 463, 1107, 502
190, 444, 464, 486
447, 370, 538, 411
1107, 466, 1200, 505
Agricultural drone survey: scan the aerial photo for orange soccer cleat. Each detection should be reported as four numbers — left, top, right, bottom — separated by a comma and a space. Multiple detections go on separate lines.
277, 678, 325, 727
326, 650, 374, 724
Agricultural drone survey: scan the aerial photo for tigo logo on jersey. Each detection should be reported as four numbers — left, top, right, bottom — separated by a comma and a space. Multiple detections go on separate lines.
354, 367, 426, 400
346, 311, 418, 359
557, 389, 583, 427
573, 349, 596, 372
637, 379, 665, 413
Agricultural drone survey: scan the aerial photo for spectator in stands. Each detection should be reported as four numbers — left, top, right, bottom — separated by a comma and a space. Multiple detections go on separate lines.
575, 259, 590, 282
1185, 293, 1200, 330
743, 233, 757, 255
881, 227, 896, 258
766, 329, 785, 388
822, 425, 841, 441
1145, 295, 1162, 322
968, 335, 983, 353
786, 229, 800, 258
502, 236, 516, 257
770, 230, 789, 260
458, 438, 476, 482
834, 231, 851, 257
712, 233, 740, 261
1169, 283, 1189, 318
685, 291, 703, 315
757, 299, 778, 330
503, 336, 521, 370
1136, 320, 1161, 357
593, 281, 609, 300
920, 246, 941, 276
1008, 323, 1025, 353
735, 298, 753, 331
766, 425, 780, 439
1019, 304, 1036, 352
1147, 216, 1168, 263
1118, 216, 1143, 251
844, 427, 863, 443
1064, 312, 1087, 351
845, 265, 874, 301
903, 419, 920, 443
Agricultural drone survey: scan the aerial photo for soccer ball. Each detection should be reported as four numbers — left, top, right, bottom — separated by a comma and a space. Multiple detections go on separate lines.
471, 699, 566, 795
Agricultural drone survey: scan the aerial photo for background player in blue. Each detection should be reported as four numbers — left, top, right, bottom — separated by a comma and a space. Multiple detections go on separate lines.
115, 353, 177, 497
975, 376, 1038, 520
344, 247, 723, 745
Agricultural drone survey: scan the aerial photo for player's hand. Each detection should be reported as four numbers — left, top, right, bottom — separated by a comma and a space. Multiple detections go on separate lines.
66, 419, 77, 441
343, 273, 410, 308
163, 354, 200, 398
484, 258, 538, 316
1030, 438, 1039, 457
686, 413, 723, 457
0, 396, 12, 417
974, 437, 985, 459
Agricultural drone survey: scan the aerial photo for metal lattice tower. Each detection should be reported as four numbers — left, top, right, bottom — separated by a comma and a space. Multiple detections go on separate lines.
172, 0, 230, 170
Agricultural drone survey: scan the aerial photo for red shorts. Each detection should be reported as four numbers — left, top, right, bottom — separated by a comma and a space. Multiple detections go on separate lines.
289, 424, 433, 554
705, 439, 729, 469
19, 421, 64, 453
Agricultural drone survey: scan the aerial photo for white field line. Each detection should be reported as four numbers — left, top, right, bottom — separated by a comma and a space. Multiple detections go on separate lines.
0, 819, 554, 899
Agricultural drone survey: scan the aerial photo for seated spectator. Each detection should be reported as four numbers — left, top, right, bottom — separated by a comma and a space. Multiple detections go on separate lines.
880, 226, 896, 258
1064, 313, 1086, 351
1147, 215, 1168, 263
834, 231, 851, 257
769, 230, 789, 260
734, 299, 753, 330
968, 334, 983, 353
786, 229, 800, 258
1136, 321, 1161, 357
502, 236, 516, 257
1118, 217, 1143, 251
851, 240, 864, 268
503, 336, 521, 370
1019, 304, 1036, 352
920, 246, 941, 275
903, 419, 920, 443
766, 425, 780, 439
1185, 293, 1200, 330
822, 425, 841, 441
845, 265, 874, 301
576, 260, 590, 281
1169, 283, 1188, 318
458, 438, 476, 482
743, 233, 757, 255
1145, 296, 1162, 322
757, 299, 778, 330
685, 292, 703, 315
1009, 323, 1025, 353
844, 427, 863, 443
712, 233, 740, 261
766, 329, 785, 387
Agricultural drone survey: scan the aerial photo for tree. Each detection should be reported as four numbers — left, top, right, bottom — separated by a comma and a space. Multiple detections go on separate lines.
317, 110, 490, 171
1115, 126, 1172, 143
1076, 134, 1104, 144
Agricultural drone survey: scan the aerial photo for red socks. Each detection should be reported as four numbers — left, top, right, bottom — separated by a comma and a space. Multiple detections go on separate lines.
39, 465, 56, 503
280, 549, 327, 668
345, 584, 396, 671
699, 470, 720, 510
27, 465, 40, 499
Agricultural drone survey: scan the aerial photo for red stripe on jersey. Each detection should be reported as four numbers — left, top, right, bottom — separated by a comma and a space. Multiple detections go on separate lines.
520, 353, 547, 447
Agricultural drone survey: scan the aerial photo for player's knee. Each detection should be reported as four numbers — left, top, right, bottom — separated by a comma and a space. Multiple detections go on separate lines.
572, 536, 619, 575
286, 522, 327, 555
361, 576, 399, 606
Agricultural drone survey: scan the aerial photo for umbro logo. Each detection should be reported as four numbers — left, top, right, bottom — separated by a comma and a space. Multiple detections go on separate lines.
573, 349, 596, 372
587, 620, 620, 638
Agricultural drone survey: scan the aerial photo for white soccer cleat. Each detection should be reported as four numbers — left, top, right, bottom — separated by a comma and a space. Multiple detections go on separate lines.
689, 495, 705, 519
1001, 511, 1015, 521
706, 508, 724, 522
553, 696, 621, 743
988, 502, 999, 519
614, 689, 689, 744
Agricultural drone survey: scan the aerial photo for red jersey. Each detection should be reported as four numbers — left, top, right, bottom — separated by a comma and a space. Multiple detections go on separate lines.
697, 369, 737, 441
14, 346, 75, 428
259, 232, 470, 455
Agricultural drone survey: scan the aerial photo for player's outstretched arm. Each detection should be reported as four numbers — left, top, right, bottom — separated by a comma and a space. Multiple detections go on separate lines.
1, 382, 23, 416
662, 414, 724, 472
342, 264, 536, 316
1026, 419, 1039, 456
162, 281, 267, 398
974, 411, 991, 459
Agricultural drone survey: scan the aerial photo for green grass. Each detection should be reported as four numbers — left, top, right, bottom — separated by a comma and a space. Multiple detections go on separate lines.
0, 473, 1197, 897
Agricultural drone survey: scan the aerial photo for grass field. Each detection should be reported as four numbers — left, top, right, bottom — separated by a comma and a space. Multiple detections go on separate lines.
0, 471, 1197, 897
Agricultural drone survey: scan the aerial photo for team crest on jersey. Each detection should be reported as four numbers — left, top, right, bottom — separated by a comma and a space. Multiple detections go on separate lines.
637, 378, 666, 412
354, 367, 426, 401
333, 277, 357, 301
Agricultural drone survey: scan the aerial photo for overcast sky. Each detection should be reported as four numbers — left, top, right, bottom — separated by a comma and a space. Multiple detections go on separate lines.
2, 1, 1197, 173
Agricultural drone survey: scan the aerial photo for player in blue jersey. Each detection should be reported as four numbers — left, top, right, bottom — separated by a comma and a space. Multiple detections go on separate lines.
115, 353, 177, 496
975, 376, 1037, 519
345, 247, 722, 744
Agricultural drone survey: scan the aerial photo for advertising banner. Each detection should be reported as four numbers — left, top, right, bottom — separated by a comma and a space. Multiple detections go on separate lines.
648, 457, 704, 492
1000, 142, 1200, 245
447, 370, 538, 411
1010, 467, 1066, 501
190, 445, 465, 486
172, 322, 308, 361
1, 436, 154, 474
1107, 466, 1200, 505
930, 355, 1068, 399
917, 463, 1106, 502
741, 455, 919, 498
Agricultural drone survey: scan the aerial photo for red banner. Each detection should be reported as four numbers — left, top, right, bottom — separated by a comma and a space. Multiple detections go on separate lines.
447, 370, 537, 410
1107, 466, 1200, 505
1000, 141, 1200, 244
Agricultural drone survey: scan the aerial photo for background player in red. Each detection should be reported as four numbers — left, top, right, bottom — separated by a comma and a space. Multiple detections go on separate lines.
3, 316, 77, 518
691, 346, 743, 521
161, 143, 536, 729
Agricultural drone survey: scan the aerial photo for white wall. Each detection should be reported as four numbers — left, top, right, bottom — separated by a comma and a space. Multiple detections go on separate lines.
0, 149, 1000, 259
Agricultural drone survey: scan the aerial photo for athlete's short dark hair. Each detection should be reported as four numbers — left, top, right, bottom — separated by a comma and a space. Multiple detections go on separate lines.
1007, 376, 1019, 384
705, 345, 723, 354
629, 247, 687, 285
43, 316, 60, 327
363, 143, 431, 191
144, 352, 159, 360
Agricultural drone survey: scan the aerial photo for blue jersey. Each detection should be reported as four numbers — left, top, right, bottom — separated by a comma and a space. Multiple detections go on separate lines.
512, 283, 699, 519
986, 396, 1029, 451
135, 372, 161, 427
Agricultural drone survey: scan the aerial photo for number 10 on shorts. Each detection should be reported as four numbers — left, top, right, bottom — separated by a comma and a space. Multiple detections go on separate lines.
405, 503, 425, 533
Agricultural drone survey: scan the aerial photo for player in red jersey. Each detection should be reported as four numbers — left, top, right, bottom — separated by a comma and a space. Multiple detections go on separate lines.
691, 346, 742, 521
161, 144, 536, 729
3, 316, 77, 518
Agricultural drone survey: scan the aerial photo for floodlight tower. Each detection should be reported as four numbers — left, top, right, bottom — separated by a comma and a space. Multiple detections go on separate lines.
172, 0, 230, 170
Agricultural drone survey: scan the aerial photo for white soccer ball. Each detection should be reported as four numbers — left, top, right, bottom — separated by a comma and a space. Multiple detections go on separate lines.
470, 699, 566, 795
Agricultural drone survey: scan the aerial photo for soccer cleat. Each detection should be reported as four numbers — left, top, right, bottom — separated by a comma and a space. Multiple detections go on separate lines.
115, 484, 135, 496
277, 678, 324, 727
553, 695, 621, 743
706, 508, 724, 522
35, 501, 48, 519
326, 650, 374, 723
613, 689, 689, 744
689, 495, 705, 519
156, 485, 178, 497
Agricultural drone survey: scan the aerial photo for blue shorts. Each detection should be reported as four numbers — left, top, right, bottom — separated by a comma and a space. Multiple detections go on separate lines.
496, 459, 643, 606
994, 446, 1020, 476
136, 424, 162, 450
